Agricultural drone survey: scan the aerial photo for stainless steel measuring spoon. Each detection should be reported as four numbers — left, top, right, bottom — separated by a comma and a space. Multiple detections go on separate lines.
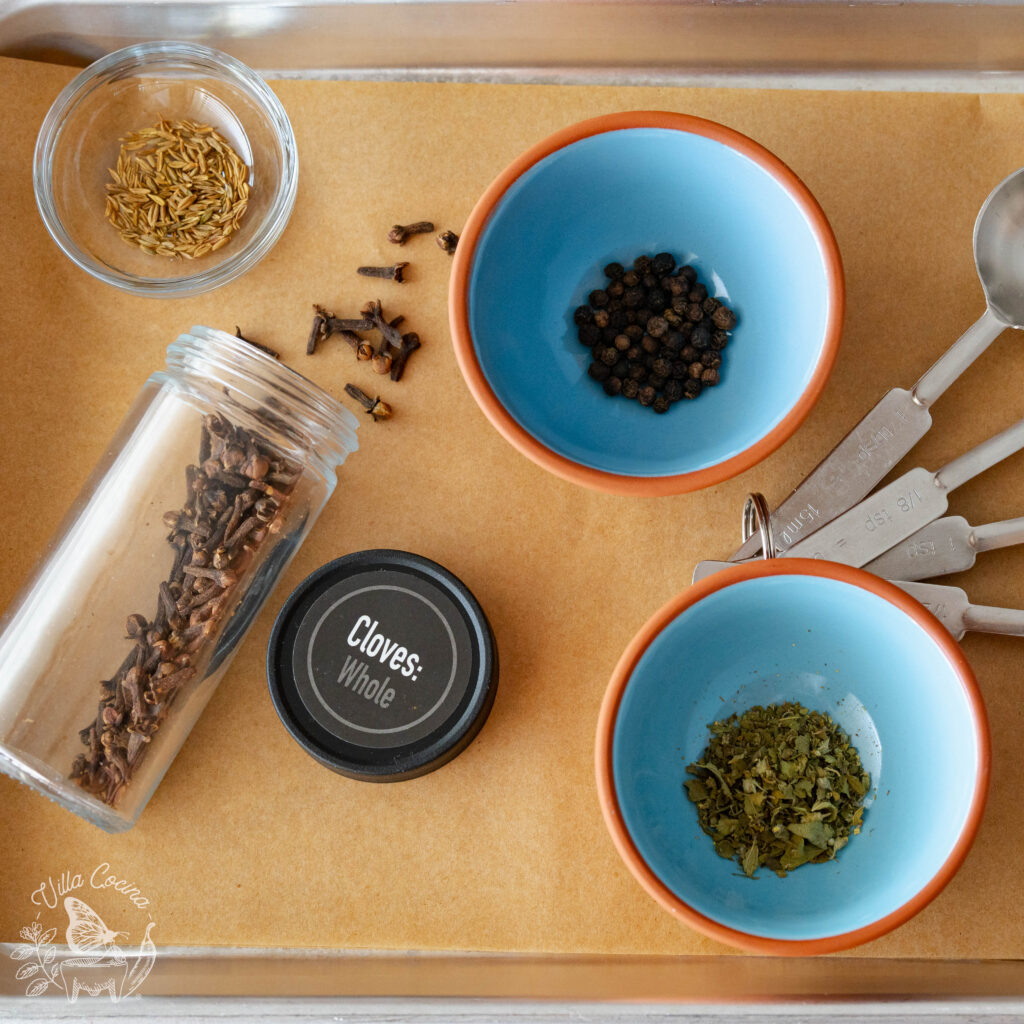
690, 560, 1024, 643
863, 514, 1024, 582
732, 166, 1024, 560
780, 414, 1024, 566
887, 580, 1024, 641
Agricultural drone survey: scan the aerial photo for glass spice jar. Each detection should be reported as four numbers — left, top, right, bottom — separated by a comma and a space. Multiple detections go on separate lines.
0, 326, 358, 832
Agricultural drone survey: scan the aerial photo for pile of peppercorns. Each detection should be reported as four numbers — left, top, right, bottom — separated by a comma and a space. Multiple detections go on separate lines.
575, 252, 738, 414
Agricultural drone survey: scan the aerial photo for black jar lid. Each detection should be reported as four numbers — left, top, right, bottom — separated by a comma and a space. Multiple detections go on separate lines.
267, 549, 498, 782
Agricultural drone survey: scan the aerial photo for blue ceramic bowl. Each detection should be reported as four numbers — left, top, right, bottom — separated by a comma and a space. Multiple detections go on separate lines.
596, 560, 989, 954
450, 112, 844, 495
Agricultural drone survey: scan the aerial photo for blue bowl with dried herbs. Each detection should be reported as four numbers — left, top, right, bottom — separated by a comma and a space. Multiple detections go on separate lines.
450, 110, 843, 495
596, 559, 990, 954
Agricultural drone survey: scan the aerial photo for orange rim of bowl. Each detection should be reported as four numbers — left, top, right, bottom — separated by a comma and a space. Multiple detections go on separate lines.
594, 558, 990, 955
449, 111, 845, 496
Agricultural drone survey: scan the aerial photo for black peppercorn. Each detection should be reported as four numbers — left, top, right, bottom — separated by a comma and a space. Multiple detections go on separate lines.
665, 379, 684, 402
646, 316, 668, 339
652, 252, 676, 276
712, 305, 738, 330
692, 322, 712, 350
575, 249, 738, 412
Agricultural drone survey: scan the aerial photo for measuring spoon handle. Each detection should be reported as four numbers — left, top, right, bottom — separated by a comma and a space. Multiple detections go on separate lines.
912, 307, 1007, 409
971, 516, 1024, 553
934, 415, 1024, 493
963, 602, 1024, 636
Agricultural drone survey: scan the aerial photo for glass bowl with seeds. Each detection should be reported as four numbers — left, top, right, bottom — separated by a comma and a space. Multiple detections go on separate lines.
33, 41, 297, 298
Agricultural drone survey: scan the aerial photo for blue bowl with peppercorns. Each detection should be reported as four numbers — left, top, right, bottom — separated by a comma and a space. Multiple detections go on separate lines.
450, 111, 844, 495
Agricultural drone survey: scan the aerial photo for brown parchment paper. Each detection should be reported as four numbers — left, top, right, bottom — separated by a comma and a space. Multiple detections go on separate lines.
2, 55, 1024, 960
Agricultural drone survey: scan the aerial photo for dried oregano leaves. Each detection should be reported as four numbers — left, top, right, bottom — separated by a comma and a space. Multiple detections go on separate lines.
684, 702, 870, 878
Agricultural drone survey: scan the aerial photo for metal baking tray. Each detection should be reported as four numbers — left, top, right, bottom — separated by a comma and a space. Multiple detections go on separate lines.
3, 2, 1024, 1018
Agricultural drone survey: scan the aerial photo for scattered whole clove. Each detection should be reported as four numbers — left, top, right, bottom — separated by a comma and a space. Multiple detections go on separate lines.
389, 332, 421, 382
235, 327, 280, 360
387, 221, 434, 245
358, 263, 408, 283
307, 299, 421, 381
437, 230, 459, 255
345, 383, 392, 421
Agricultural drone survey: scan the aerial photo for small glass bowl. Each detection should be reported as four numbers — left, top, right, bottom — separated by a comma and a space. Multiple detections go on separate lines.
33, 41, 298, 298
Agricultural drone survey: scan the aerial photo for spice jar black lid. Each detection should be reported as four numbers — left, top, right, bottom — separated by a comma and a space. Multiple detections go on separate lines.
267, 549, 498, 782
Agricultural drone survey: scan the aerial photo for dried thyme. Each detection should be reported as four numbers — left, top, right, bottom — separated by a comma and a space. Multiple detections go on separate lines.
684, 702, 870, 878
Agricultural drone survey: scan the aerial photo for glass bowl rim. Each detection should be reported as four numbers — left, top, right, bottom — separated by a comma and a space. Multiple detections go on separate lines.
32, 40, 298, 298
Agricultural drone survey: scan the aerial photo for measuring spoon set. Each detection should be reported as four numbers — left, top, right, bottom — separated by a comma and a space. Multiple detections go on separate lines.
699, 167, 1024, 641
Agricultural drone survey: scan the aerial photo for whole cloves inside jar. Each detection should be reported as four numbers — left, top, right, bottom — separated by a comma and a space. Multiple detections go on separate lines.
0, 327, 358, 832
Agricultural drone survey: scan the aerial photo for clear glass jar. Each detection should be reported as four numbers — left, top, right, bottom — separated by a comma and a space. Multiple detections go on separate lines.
0, 326, 358, 832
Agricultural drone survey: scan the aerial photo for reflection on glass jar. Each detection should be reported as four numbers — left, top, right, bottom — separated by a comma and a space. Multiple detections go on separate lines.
0, 326, 358, 832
